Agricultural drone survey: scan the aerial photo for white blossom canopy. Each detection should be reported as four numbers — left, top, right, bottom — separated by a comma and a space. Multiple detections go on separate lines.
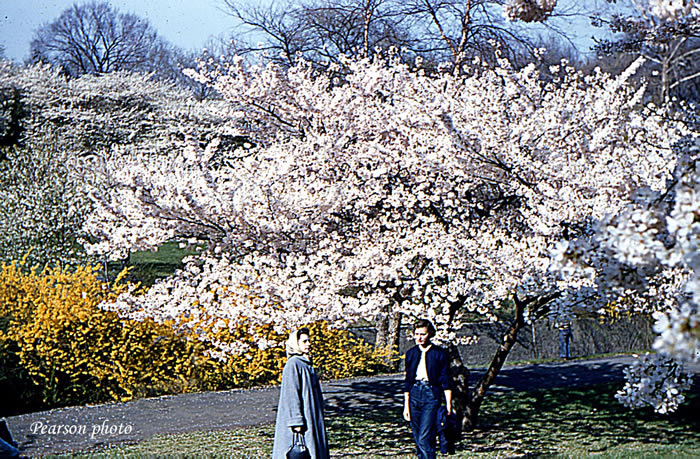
82, 54, 682, 359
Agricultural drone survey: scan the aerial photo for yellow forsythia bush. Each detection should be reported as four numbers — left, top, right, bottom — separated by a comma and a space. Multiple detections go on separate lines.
307, 321, 396, 380
194, 322, 288, 389
0, 258, 394, 412
0, 260, 216, 408
201, 321, 395, 388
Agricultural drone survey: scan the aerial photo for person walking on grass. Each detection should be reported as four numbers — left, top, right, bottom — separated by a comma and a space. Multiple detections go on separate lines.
403, 319, 453, 459
272, 327, 329, 459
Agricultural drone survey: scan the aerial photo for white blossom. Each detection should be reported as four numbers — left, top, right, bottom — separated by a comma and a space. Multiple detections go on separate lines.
503, 0, 557, 22
648, 0, 699, 21
616, 353, 693, 414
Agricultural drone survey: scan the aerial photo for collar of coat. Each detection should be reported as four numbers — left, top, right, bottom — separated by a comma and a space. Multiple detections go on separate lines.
290, 354, 312, 364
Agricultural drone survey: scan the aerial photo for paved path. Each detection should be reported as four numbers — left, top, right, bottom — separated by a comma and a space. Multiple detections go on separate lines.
6, 355, 697, 457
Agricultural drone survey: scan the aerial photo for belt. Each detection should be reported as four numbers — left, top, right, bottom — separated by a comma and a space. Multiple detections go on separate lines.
414, 380, 431, 386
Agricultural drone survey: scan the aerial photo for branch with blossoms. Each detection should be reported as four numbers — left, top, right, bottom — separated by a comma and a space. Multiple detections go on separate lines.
551, 136, 700, 412
592, 0, 700, 104
616, 353, 693, 414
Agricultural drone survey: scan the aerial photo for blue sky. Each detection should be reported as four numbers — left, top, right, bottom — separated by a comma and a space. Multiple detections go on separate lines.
0, 0, 236, 62
0, 0, 622, 63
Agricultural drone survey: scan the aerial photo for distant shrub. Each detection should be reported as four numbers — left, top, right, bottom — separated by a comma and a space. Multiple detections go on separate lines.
308, 321, 397, 380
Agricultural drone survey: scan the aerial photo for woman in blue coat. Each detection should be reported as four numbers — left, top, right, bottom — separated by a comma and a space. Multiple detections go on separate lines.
272, 328, 329, 459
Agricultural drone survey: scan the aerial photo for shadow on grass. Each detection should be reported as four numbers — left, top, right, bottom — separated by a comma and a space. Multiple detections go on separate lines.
470, 381, 700, 457
323, 378, 412, 456
325, 378, 404, 416
323, 377, 699, 458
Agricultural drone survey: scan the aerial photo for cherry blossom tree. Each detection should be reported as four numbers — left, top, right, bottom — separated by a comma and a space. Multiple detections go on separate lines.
79, 48, 685, 427
0, 61, 243, 157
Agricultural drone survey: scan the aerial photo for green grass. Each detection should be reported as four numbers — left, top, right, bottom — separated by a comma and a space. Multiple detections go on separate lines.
127, 241, 198, 265
105, 241, 200, 286
56, 383, 700, 458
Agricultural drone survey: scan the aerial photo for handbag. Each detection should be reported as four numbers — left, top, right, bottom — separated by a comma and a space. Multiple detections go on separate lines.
286, 432, 311, 459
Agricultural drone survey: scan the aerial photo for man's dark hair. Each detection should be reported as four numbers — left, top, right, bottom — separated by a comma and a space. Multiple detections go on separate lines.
414, 319, 436, 338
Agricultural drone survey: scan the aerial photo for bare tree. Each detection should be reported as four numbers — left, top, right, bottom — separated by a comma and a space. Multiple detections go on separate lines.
222, 0, 310, 66
29, 1, 170, 77
298, 0, 414, 60
222, 0, 580, 71
222, 0, 414, 67
592, 1, 700, 104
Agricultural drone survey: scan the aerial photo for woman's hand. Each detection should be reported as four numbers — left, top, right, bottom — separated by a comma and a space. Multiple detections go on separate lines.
403, 404, 411, 422
445, 390, 453, 416
291, 426, 304, 433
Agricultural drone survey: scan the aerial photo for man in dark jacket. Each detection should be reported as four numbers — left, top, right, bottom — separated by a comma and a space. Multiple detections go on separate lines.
403, 319, 452, 459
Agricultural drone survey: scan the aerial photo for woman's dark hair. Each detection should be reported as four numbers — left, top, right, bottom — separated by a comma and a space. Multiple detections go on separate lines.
414, 319, 436, 338
297, 327, 310, 339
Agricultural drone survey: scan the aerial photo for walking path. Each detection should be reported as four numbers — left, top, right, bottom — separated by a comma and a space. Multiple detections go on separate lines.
6, 355, 697, 457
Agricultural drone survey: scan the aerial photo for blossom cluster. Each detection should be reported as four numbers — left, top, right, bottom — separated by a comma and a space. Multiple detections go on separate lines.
81, 52, 680, 354
0, 61, 244, 167
615, 353, 693, 414
0, 134, 90, 265
648, 0, 699, 21
503, 0, 557, 22
551, 131, 699, 411
653, 304, 700, 362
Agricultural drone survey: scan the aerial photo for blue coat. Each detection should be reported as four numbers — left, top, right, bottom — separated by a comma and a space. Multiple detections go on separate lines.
272, 355, 329, 459
403, 344, 452, 401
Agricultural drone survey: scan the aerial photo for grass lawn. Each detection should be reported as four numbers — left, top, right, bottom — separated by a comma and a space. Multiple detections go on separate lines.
57, 382, 699, 458
105, 241, 199, 286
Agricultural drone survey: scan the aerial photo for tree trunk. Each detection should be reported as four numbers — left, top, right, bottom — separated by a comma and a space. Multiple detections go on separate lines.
456, 292, 559, 431
375, 310, 402, 370
461, 302, 525, 431
446, 343, 470, 421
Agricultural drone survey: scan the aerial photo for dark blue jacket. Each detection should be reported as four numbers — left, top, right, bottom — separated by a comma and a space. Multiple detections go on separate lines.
437, 405, 459, 454
403, 344, 451, 401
